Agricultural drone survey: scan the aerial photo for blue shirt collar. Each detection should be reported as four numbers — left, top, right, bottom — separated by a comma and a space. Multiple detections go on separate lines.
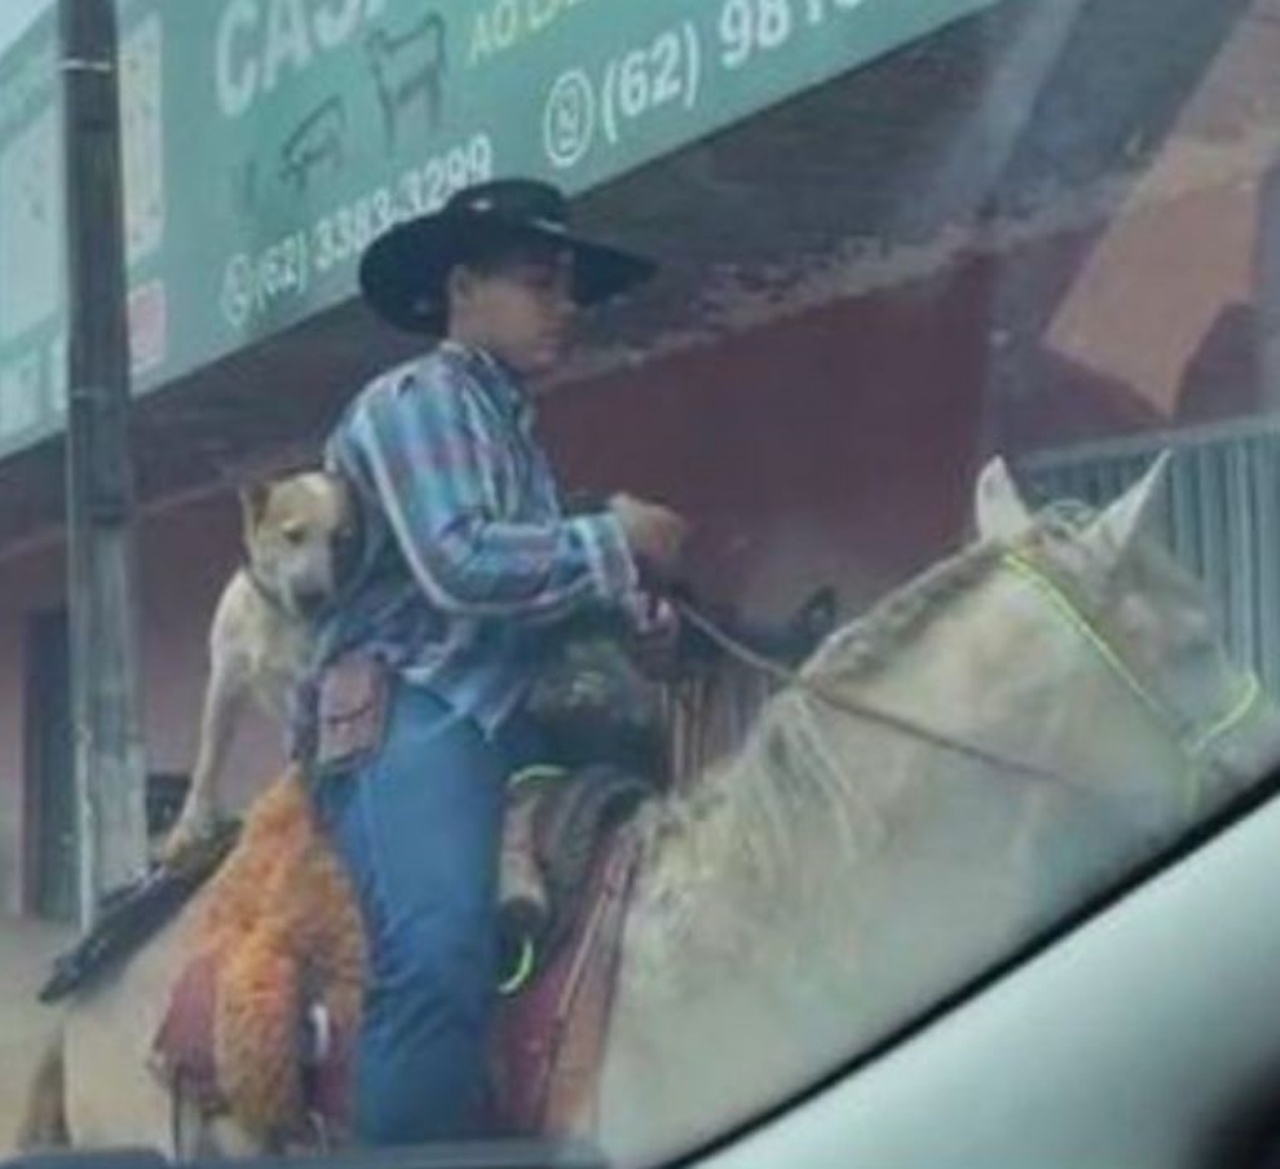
438, 340, 535, 433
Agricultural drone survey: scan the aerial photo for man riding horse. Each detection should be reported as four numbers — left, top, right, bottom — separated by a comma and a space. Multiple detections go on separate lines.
300, 178, 689, 1144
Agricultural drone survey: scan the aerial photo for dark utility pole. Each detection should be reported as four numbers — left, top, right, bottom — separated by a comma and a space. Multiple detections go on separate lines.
59, 0, 148, 928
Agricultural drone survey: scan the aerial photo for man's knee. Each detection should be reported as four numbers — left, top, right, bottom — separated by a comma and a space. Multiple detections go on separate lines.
375, 908, 496, 1009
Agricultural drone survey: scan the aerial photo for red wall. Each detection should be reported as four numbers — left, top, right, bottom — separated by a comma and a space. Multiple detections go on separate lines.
545, 263, 993, 623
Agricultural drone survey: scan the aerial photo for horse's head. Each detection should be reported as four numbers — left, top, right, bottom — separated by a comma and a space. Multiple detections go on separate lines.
976, 455, 1280, 813
606, 457, 1280, 1164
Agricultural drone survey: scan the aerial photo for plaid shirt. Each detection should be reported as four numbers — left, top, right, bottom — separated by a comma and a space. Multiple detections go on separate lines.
309, 341, 640, 735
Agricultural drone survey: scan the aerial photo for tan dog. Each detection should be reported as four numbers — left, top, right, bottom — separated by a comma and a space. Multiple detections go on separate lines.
161, 472, 354, 861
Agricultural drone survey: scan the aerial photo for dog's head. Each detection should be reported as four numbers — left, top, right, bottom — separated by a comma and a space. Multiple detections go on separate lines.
240, 471, 356, 618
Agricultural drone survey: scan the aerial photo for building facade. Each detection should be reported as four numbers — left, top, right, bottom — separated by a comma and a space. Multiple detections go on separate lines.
1, 0, 1278, 919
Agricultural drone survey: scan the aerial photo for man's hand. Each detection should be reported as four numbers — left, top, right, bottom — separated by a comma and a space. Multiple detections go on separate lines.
609, 493, 689, 580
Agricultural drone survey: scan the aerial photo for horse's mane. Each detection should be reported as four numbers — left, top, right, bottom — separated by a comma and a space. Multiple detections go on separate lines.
803, 505, 1093, 687
803, 539, 1001, 683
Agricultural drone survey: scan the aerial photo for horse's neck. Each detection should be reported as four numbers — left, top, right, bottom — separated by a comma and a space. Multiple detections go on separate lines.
602, 560, 1197, 1164
647, 559, 1184, 881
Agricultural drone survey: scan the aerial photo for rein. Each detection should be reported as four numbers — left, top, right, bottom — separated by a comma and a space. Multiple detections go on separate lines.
669, 549, 1263, 810
670, 595, 1069, 787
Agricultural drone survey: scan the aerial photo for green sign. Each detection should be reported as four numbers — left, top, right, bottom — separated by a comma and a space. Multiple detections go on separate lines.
0, 15, 65, 453
0, 0, 1011, 462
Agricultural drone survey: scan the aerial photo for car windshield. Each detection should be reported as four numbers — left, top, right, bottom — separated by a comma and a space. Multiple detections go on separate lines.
2, 1, 1280, 1167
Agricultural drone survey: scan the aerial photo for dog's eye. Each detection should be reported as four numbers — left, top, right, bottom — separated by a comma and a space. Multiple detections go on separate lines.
282, 525, 307, 546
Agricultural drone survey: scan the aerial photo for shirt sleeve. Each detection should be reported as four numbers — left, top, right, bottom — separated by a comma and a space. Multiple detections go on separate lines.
346, 362, 639, 623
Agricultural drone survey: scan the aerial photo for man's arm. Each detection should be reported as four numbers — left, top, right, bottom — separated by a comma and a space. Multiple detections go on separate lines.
348, 366, 638, 623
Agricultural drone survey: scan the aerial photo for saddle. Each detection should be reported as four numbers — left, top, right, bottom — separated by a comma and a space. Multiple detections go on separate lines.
150, 764, 648, 1148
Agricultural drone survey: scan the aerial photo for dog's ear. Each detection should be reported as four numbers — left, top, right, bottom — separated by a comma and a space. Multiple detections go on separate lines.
238, 480, 273, 533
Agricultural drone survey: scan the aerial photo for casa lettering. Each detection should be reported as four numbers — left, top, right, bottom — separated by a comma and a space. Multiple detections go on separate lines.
215, 0, 388, 119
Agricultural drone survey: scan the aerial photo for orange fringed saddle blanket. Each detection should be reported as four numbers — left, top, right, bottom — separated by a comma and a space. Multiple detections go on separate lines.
150, 766, 644, 1147
150, 771, 365, 1143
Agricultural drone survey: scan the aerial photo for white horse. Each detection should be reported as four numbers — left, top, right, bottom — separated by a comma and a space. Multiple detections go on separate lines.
21, 456, 1280, 1168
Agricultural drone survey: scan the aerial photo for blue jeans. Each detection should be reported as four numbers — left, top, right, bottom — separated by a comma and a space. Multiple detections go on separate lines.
310, 683, 533, 1145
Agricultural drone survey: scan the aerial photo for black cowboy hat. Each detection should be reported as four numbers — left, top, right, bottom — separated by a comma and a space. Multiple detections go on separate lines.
358, 178, 657, 334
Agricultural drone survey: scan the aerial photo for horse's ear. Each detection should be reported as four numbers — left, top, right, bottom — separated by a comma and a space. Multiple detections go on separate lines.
787, 586, 839, 658
1088, 451, 1171, 553
974, 456, 1032, 541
